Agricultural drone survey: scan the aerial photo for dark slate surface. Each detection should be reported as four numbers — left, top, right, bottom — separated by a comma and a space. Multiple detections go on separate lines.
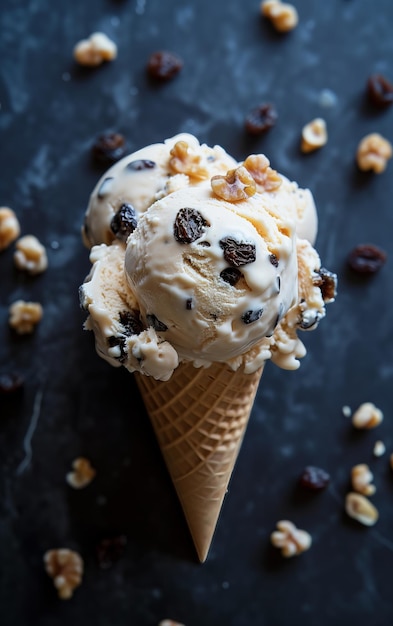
1, 1, 393, 624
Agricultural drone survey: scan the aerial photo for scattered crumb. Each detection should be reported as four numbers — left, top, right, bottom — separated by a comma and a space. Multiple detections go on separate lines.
342, 405, 352, 418
43, 548, 83, 600
301, 118, 328, 153
352, 402, 383, 429
8, 300, 43, 334
73, 32, 117, 67
66, 457, 96, 489
270, 520, 312, 557
261, 0, 298, 33
373, 441, 386, 457
345, 492, 378, 526
318, 89, 337, 108
14, 234, 48, 275
159, 621, 185, 626
351, 464, 376, 496
356, 133, 392, 173
0, 207, 20, 251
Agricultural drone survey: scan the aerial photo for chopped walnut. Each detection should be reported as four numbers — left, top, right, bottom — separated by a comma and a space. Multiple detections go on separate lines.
73, 32, 117, 67
301, 118, 328, 153
169, 141, 209, 180
261, 0, 298, 33
351, 464, 376, 496
356, 133, 392, 173
243, 154, 282, 191
270, 520, 312, 557
352, 402, 383, 429
8, 300, 43, 334
211, 166, 257, 202
14, 234, 48, 275
44, 548, 83, 600
345, 492, 379, 526
373, 440, 386, 457
0, 207, 20, 251
66, 457, 96, 489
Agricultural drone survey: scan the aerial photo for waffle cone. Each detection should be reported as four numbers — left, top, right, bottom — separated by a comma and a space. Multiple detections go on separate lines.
135, 361, 264, 562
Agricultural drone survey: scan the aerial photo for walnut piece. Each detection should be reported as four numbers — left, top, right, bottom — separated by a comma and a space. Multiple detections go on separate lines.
352, 402, 383, 429
0, 207, 20, 251
301, 118, 328, 152
44, 548, 83, 600
66, 457, 96, 489
211, 166, 257, 202
14, 234, 48, 275
261, 0, 298, 33
73, 32, 117, 67
373, 440, 386, 457
169, 141, 209, 180
356, 133, 392, 173
8, 300, 43, 334
243, 154, 282, 191
270, 520, 312, 557
345, 492, 379, 526
351, 463, 376, 496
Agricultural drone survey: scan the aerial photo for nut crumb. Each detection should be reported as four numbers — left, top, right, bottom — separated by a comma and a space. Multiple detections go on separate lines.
342, 405, 352, 418
270, 520, 312, 557
352, 402, 383, 429
301, 118, 328, 153
373, 440, 386, 457
73, 32, 117, 67
243, 154, 282, 192
211, 166, 257, 202
356, 133, 392, 173
261, 0, 298, 33
345, 492, 378, 526
169, 141, 209, 180
66, 457, 96, 489
43, 548, 83, 599
351, 464, 376, 496
8, 300, 43, 334
14, 234, 48, 275
0, 207, 20, 251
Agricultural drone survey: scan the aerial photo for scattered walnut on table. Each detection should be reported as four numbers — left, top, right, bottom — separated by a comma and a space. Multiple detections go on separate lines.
243, 154, 282, 192
73, 32, 117, 67
356, 133, 392, 173
345, 492, 379, 526
261, 0, 298, 33
351, 464, 376, 496
14, 234, 48, 275
301, 118, 328, 153
352, 402, 383, 429
0, 207, 20, 251
8, 300, 43, 334
211, 166, 257, 202
270, 520, 312, 557
43, 548, 83, 600
169, 141, 209, 180
66, 457, 96, 489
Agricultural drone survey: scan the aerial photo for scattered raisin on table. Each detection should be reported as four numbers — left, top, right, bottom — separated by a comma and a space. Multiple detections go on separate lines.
91, 132, 127, 165
299, 466, 330, 491
0, 373, 24, 395
245, 103, 278, 135
367, 74, 393, 107
147, 51, 183, 81
348, 244, 387, 274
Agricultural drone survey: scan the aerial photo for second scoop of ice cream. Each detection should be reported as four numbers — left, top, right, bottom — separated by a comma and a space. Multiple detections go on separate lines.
125, 185, 298, 366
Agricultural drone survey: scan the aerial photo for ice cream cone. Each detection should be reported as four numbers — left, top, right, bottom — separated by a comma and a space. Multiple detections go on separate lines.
135, 361, 264, 562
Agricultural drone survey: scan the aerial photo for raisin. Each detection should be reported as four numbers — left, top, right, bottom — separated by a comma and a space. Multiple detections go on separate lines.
241, 309, 263, 324
220, 267, 243, 286
91, 133, 127, 165
174, 208, 209, 244
314, 267, 337, 302
110, 204, 138, 242
119, 310, 143, 335
146, 314, 168, 332
348, 244, 387, 274
125, 159, 156, 172
245, 103, 278, 135
367, 74, 393, 107
219, 237, 256, 267
275, 276, 281, 293
96, 535, 127, 569
269, 253, 279, 267
299, 466, 330, 491
147, 50, 183, 81
0, 373, 24, 395
186, 298, 193, 310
